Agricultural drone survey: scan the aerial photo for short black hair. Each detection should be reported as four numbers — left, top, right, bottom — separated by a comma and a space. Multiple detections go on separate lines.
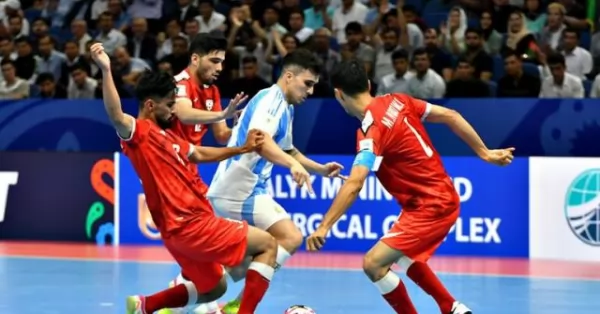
465, 27, 482, 37
456, 56, 472, 66
281, 49, 322, 75
36, 72, 55, 84
70, 62, 87, 73
198, 0, 214, 7
547, 52, 566, 66
189, 33, 227, 55
562, 27, 579, 39
13, 36, 30, 45
391, 49, 408, 61
330, 60, 369, 97
242, 56, 258, 64
135, 71, 177, 107
345, 22, 362, 34
502, 49, 522, 60
412, 47, 429, 59
0, 58, 15, 67
172, 35, 188, 44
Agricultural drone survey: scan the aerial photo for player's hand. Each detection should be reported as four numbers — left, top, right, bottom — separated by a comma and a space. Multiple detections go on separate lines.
306, 227, 328, 251
319, 162, 347, 180
481, 147, 515, 166
90, 43, 111, 72
290, 163, 314, 194
243, 129, 265, 152
223, 92, 248, 120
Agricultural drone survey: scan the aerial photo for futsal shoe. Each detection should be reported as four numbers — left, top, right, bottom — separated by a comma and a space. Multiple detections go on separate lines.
192, 302, 227, 314
125, 295, 146, 314
218, 300, 240, 314
154, 277, 189, 314
450, 301, 472, 314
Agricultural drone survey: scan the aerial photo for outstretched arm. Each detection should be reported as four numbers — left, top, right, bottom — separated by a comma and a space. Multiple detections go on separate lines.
91, 43, 134, 139
188, 129, 264, 163
319, 164, 369, 230
285, 148, 326, 174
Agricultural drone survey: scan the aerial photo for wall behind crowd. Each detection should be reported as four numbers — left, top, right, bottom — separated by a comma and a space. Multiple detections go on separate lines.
0, 0, 598, 100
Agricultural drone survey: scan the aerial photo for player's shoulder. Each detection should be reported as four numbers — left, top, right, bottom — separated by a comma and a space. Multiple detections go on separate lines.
174, 70, 192, 83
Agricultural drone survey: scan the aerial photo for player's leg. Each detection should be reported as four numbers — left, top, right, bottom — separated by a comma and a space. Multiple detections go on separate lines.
388, 210, 471, 314
363, 240, 418, 314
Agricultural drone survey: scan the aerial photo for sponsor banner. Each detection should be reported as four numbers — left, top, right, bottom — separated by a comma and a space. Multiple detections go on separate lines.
116, 155, 529, 257
529, 157, 600, 261
0, 152, 115, 244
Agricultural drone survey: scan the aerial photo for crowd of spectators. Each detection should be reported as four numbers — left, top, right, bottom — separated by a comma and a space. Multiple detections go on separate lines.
0, 0, 597, 100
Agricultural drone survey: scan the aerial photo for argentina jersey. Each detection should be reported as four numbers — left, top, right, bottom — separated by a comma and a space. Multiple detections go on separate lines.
207, 84, 294, 201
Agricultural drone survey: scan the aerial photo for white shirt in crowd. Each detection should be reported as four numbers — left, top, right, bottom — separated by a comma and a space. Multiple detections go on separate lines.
539, 72, 584, 98
332, 1, 368, 44
406, 69, 446, 99
562, 46, 593, 80
196, 11, 226, 33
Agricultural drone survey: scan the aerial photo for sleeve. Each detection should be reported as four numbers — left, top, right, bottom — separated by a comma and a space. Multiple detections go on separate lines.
408, 95, 433, 121
353, 110, 383, 171
573, 78, 585, 98
278, 108, 294, 151
582, 50, 593, 76
175, 80, 190, 100
246, 92, 285, 136
118, 117, 149, 145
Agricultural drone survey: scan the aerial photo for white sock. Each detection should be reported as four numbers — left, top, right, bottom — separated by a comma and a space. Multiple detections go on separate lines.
373, 271, 401, 295
181, 280, 198, 306
275, 245, 292, 271
248, 261, 275, 281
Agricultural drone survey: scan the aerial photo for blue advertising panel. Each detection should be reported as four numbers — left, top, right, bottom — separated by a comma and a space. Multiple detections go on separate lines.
116, 154, 529, 257
2, 98, 600, 157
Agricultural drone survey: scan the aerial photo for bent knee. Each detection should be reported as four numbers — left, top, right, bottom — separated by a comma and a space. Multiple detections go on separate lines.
198, 277, 227, 303
362, 253, 387, 281
279, 228, 303, 252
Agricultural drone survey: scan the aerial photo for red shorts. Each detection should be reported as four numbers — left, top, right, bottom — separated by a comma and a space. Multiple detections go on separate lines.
163, 215, 248, 293
381, 207, 459, 262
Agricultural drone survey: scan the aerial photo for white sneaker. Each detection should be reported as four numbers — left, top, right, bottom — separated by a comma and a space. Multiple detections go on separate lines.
192, 303, 223, 314
450, 301, 472, 314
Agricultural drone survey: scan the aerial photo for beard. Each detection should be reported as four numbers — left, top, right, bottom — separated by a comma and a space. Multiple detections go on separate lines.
156, 116, 173, 129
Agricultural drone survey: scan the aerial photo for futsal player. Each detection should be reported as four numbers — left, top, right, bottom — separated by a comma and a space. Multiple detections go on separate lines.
307, 60, 515, 314
187, 49, 346, 314
90, 42, 278, 314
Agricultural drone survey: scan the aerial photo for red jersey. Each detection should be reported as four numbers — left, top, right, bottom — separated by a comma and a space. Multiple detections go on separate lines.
120, 118, 213, 235
356, 93, 459, 211
172, 69, 223, 146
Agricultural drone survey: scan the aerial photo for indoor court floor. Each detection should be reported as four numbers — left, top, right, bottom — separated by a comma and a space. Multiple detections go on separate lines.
0, 242, 599, 314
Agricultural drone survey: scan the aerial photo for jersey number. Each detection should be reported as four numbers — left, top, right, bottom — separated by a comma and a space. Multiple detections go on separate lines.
404, 117, 433, 157
172, 144, 186, 166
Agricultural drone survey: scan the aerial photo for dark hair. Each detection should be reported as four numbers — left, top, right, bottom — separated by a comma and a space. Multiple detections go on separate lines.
189, 33, 227, 55
456, 56, 472, 66
64, 40, 78, 47
391, 49, 409, 61
345, 22, 362, 34
562, 27, 579, 39
36, 72, 55, 84
13, 36, 30, 45
380, 27, 399, 37
242, 56, 258, 64
281, 49, 322, 75
502, 49, 522, 60
38, 35, 55, 44
412, 47, 428, 59
0, 58, 15, 67
99, 11, 112, 19
135, 71, 177, 107
172, 35, 188, 44
465, 27, 482, 37
289, 8, 305, 19
198, 0, 214, 7
70, 63, 87, 73
33, 17, 50, 25
547, 52, 566, 66
330, 60, 369, 97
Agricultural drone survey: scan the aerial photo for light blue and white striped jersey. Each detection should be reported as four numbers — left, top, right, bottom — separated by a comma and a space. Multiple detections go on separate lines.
207, 84, 294, 201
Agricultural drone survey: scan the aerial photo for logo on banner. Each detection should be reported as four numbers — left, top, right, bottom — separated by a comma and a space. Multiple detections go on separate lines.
565, 169, 600, 246
85, 159, 115, 245
0, 172, 19, 222
138, 194, 161, 239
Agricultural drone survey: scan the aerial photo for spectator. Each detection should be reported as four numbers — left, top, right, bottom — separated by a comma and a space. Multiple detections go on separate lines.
497, 51, 541, 97
127, 18, 158, 64
126, 0, 163, 33
406, 48, 445, 98
312, 27, 341, 80
71, 20, 93, 54
480, 10, 503, 55
332, 0, 368, 44
461, 27, 494, 81
107, 0, 132, 32
490, 0, 515, 33
157, 60, 173, 76
36, 73, 67, 99
445, 57, 491, 98
8, 15, 27, 38
266, 32, 300, 80
439, 7, 467, 55
13, 37, 37, 82
184, 18, 201, 39
36, 35, 67, 82
540, 52, 584, 98
30, 17, 50, 46
590, 72, 600, 97
157, 19, 185, 60
231, 56, 270, 97
95, 11, 127, 55
196, 0, 226, 34
539, 3, 567, 51
0, 37, 17, 63
560, 28, 593, 79
0, 59, 29, 99
113, 47, 150, 87
401, 4, 428, 32
304, 0, 334, 30
365, 0, 395, 26
83, 40, 101, 78
262, 6, 288, 36
423, 28, 453, 82
67, 63, 97, 99
504, 9, 540, 63
278, 0, 302, 30
287, 9, 314, 44
60, 40, 89, 87
373, 27, 401, 85
557, 0, 589, 30
376, 49, 414, 95
173, 0, 200, 24
523, 0, 547, 33
343, 22, 375, 77
160, 36, 189, 75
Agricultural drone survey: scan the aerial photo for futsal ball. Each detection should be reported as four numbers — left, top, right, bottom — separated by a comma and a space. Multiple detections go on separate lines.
284, 305, 316, 314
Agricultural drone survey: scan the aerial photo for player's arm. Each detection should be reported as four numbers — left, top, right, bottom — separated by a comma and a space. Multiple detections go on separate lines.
424, 104, 490, 159
189, 129, 264, 163
285, 148, 327, 174
174, 98, 229, 124
260, 136, 303, 168
210, 121, 232, 145
97, 54, 134, 139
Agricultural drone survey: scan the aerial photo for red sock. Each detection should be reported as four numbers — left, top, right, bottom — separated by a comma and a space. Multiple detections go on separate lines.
374, 271, 418, 314
144, 284, 189, 313
238, 262, 274, 314
406, 261, 454, 313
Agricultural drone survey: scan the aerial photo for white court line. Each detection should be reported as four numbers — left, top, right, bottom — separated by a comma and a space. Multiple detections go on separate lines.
2, 254, 600, 283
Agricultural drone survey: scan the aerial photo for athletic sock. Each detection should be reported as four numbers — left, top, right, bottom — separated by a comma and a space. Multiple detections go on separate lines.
144, 283, 192, 313
406, 261, 455, 313
274, 245, 292, 271
374, 270, 418, 314
238, 262, 274, 314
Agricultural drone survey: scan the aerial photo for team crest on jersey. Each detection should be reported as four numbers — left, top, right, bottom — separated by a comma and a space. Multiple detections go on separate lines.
206, 99, 214, 110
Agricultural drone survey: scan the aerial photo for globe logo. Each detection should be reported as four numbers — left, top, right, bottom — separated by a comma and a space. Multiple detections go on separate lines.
564, 169, 600, 246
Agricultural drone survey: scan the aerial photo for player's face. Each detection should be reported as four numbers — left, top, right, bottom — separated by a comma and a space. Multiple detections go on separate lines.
148, 93, 176, 129
284, 69, 319, 104
191, 50, 225, 84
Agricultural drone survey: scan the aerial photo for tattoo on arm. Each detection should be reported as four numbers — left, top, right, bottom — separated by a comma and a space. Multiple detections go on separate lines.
285, 148, 299, 156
